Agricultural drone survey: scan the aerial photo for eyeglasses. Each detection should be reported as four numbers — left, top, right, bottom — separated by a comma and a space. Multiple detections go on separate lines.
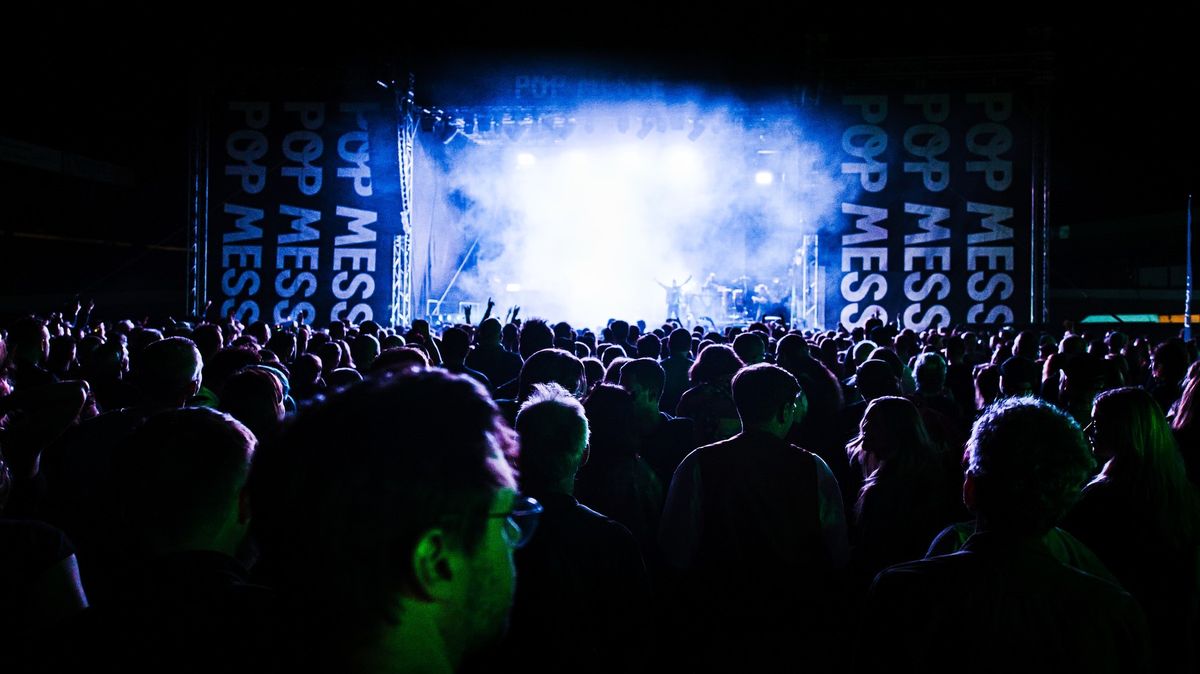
489, 495, 543, 549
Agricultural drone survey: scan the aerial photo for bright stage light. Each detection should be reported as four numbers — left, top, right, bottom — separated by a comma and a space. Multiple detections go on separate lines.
436, 103, 842, 329
617, 146, 641, 169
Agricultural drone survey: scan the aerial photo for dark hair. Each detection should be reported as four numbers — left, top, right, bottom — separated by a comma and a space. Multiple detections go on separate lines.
266, 332, 297, 363
732, 332, 766, 364
967, 397, 1095, 536
581, 357, 605, 390
856, 359, 900, 401
582, 383, 639, 459
619, 358, 666, 399
519, 319, 555, 361
552, 321, 573, 341
1172, 362, 1200, 433
1093, 387, 1200, 548
636, 334, 661, 359
775, 333, 809, 364
609, 320, 630, 342
439, 327, 470, 362
731, 363, 800, 425
219, 367, 285, 441
689, 344, 744, 385
518, 348, 585, 402
370, 347, 429, 375
599, 344, 627, 368
291, 353, 323, 388
3, 316, 48, 366
868, 347, 904, 380
350, 334, 380, 371
119, 407, 255, 551
191, 324, 225, 361
325, 367, 364, 389
316, 342, 344, 374
249, 369, 516, 649
136, 336, 203, 404
847, 396, 939, 516
204, 346, 261, 394
1152, 339, 1190, 386
667, 328, 692, 355
516, 383, 589, 492
974, 363, 1000, 411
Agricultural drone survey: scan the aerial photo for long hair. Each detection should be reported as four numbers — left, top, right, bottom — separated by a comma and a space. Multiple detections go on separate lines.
1170, 361, 1200, 432
688, 344, 743, 386
1093, 386, 1200, 549
847, 396, 941, 517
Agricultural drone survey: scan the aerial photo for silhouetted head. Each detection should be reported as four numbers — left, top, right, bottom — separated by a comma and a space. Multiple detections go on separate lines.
856, 359, 901, 401
733, 332, 766, 365
219, 367, 286, 442
689, 344, 744, 386
120, 407, 256, 556
266, 332, 298, 363
732, 363, 802, 432
667, 328, 692, 356
350, 334, 381, 371
517, 348, 585, 402
519, 319, 555, 361
609, 320, 630, 344
999, 356, 1039, 398
516, 383, 589, 496
966, 397, 1094, 537
914, 352, 947, 393
848, 396, 935, 483
478, 318, 503, 346
636, 334, 661, 359
4, 316, 49, 367
582, 383, 639, 459
136, 337, 204, 408
440, 327, 471, 364
249, 369, 520, 667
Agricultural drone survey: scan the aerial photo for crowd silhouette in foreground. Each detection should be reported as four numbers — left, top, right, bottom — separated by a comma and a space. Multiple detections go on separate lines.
2, 299, 1200, 672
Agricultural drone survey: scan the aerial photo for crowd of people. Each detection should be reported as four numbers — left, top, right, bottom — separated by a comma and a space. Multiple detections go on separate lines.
2, 298, 1200, 672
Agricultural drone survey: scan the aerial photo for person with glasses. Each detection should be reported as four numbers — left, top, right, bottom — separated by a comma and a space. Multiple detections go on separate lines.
501, 382, 651, 673
248, 368, 536, 673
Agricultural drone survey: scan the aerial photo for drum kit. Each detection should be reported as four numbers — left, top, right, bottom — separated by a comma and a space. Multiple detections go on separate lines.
683, 274, 789, 325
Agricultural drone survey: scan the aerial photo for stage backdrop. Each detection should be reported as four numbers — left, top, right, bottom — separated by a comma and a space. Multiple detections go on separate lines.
208, 86, 405, 326
197, 62, 1043, 330
822, 89, 1033, 330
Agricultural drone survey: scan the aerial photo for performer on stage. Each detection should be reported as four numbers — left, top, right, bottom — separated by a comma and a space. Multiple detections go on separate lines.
658, 276, 691, 322
750, 282, 772, 321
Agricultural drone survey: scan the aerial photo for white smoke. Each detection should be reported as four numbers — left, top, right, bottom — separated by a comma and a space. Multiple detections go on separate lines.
419, 100, 844, 331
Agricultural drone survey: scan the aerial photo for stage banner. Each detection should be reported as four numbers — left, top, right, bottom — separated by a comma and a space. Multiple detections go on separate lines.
209, 93, 404, 326
822, 90, 1032, 330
